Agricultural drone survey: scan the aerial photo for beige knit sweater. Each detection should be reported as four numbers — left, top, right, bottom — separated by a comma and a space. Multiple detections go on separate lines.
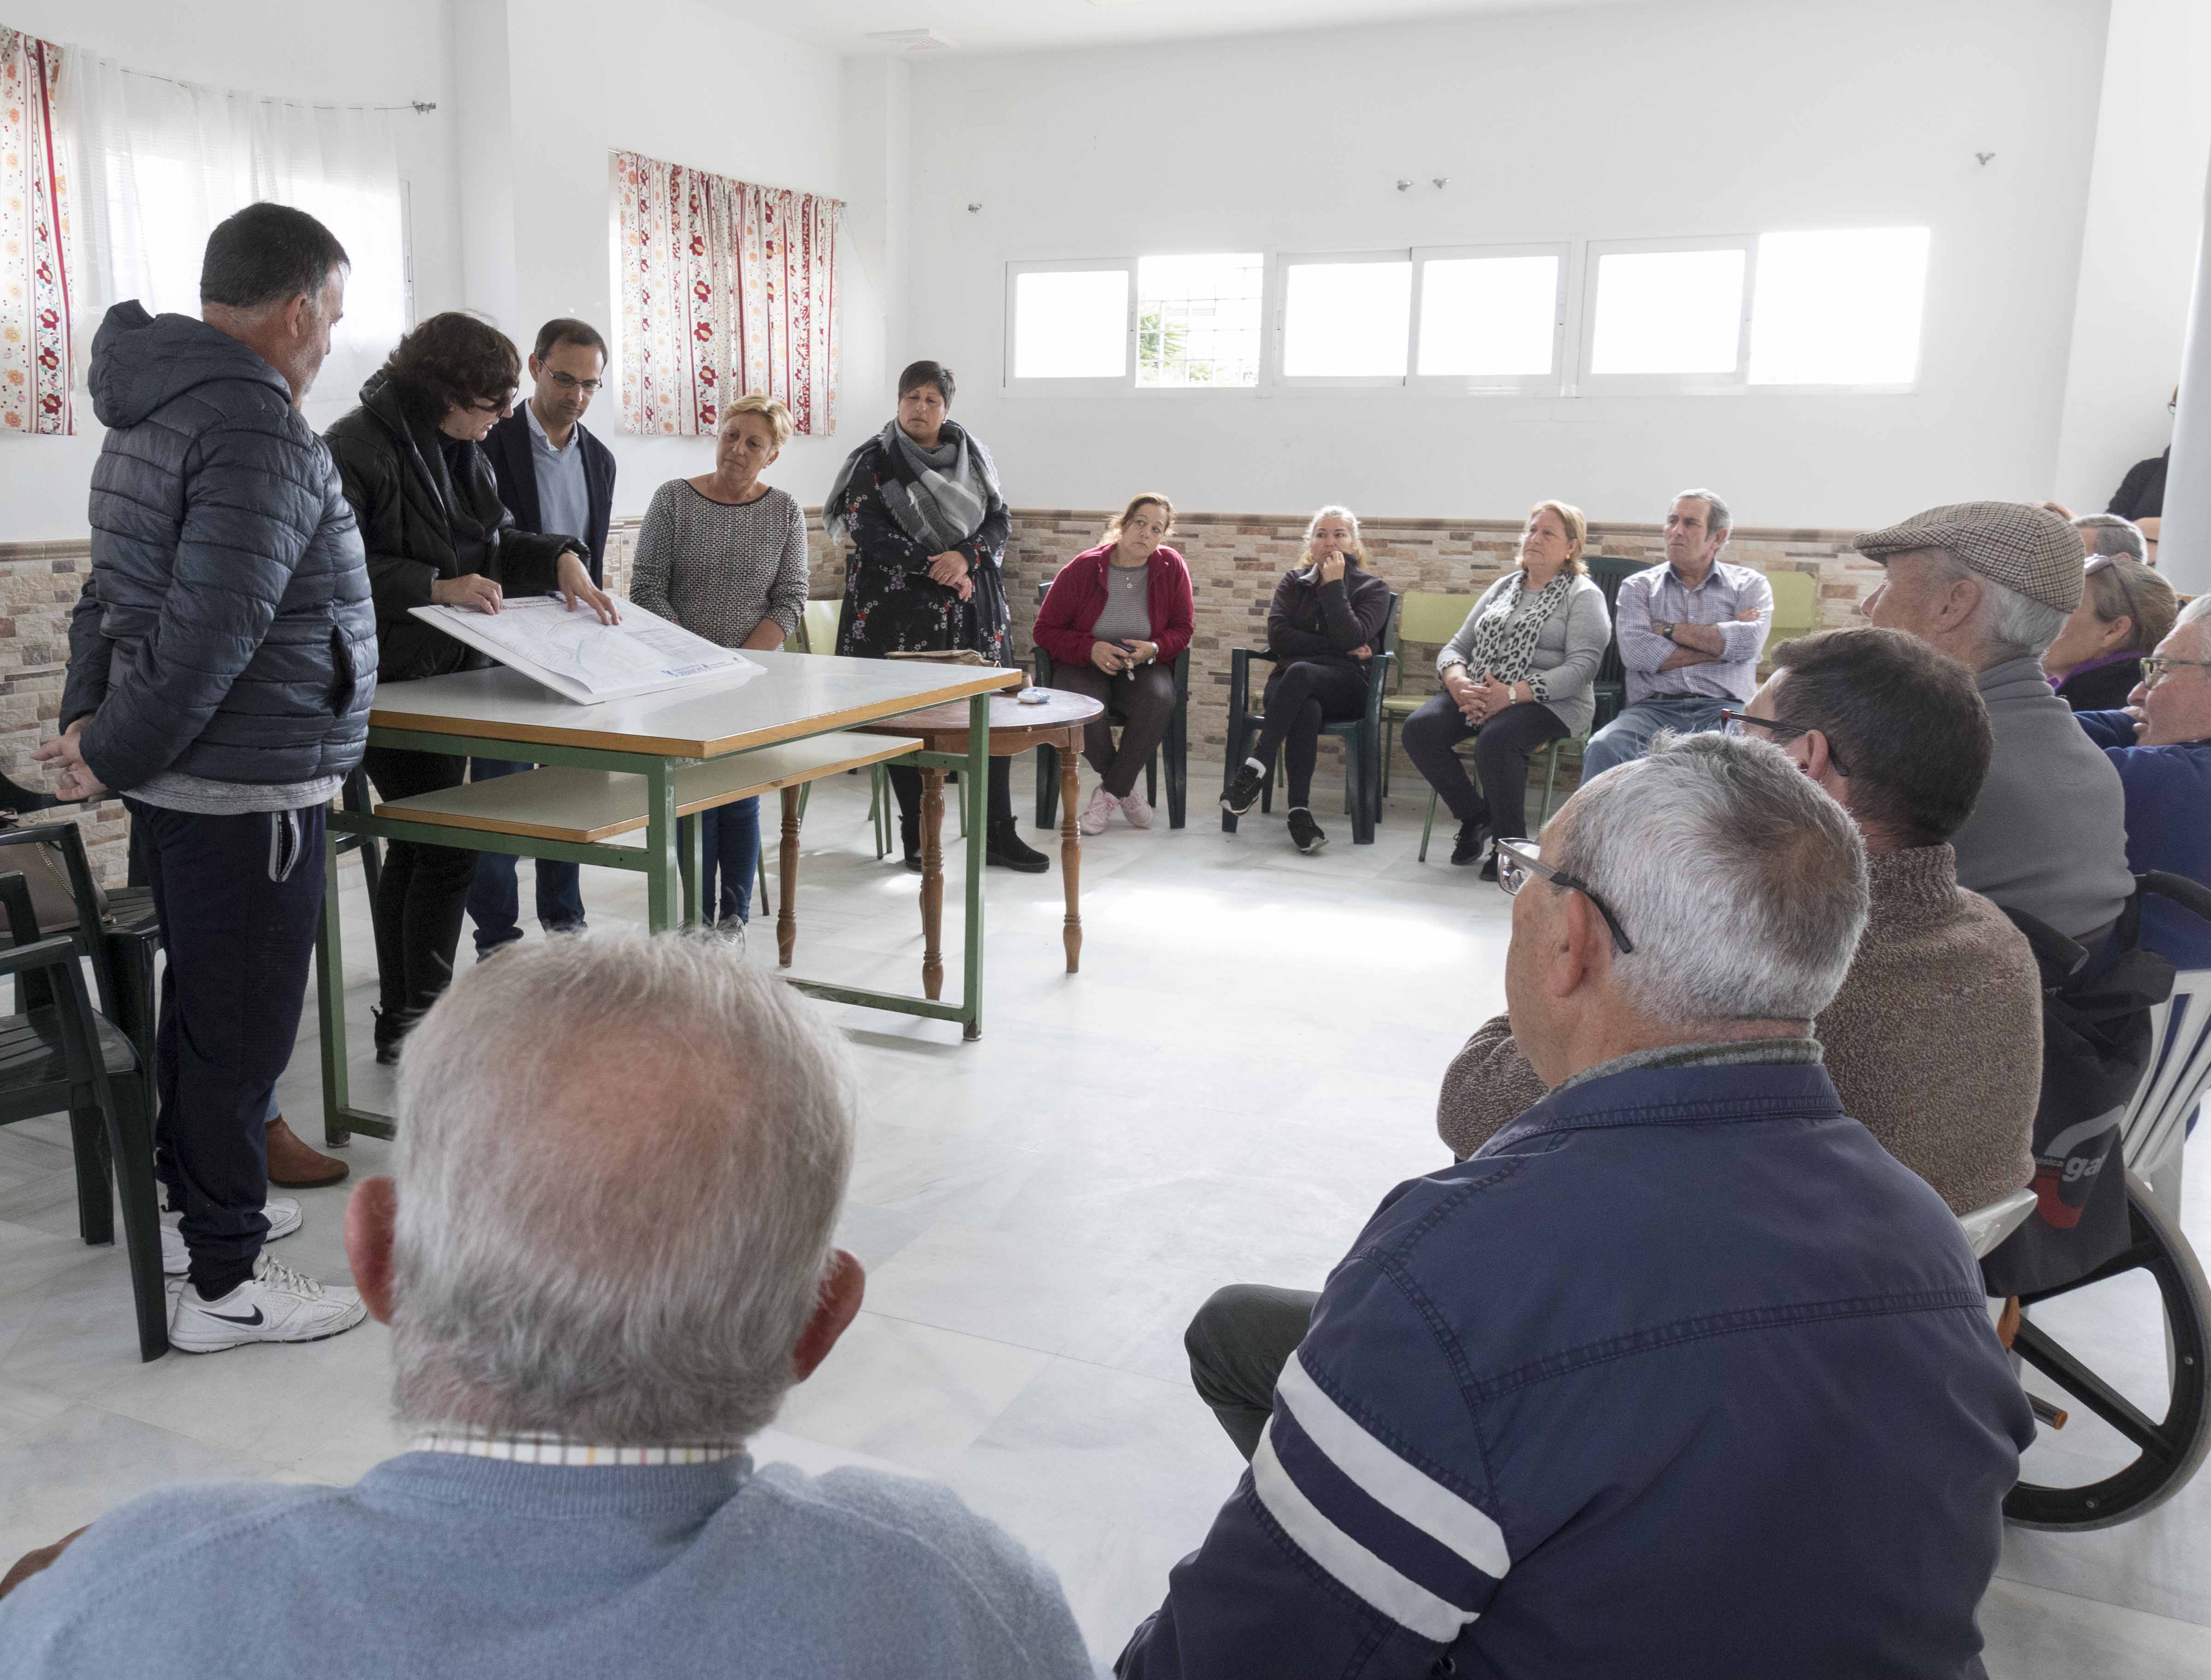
1437, 845, 2041, 1213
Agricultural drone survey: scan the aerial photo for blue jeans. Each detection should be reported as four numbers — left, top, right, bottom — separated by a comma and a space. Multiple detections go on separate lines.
1579, 694, 1734, 782
701, 797, 760, 925
466, 758, 587, 954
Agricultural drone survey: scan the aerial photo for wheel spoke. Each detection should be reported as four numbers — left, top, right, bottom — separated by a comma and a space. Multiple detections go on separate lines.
2012, 1320, 2179, 1462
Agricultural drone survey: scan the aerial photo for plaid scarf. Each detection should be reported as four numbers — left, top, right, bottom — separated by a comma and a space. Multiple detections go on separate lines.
826, 417, 1003, 553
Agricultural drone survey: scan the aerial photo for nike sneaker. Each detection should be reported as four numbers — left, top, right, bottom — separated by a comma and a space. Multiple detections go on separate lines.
168, 1254, 368, 1353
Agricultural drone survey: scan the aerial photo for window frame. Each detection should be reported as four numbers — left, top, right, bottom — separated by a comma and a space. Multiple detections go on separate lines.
1134, 249, 1269, 393
1002, 257, 1138, 394
1742, 225, 1931, 396
1573, 234, 1757, 397
1407, 241, 1571, 395
1274, 248, 1418, 389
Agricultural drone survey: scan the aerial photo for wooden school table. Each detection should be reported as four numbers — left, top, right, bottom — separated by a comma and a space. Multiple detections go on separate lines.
315, 651, 1022, 1144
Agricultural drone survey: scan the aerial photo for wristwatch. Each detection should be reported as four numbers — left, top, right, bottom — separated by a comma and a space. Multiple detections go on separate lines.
1654, 621, 1677, 641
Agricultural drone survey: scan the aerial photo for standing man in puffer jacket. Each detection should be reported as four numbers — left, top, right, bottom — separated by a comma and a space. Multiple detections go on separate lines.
36, 203, 378, 1354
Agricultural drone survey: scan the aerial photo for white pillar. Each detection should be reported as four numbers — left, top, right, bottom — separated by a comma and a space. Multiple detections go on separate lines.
2166, 153, 2211, 596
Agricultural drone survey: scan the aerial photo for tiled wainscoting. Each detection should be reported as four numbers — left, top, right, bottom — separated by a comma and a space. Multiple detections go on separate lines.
0, 540, 130, 882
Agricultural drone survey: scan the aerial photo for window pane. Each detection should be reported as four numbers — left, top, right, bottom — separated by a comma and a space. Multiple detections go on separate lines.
1588, 249, 1745, 375
1282, 261, 1412, 378
1749, 228, 1930, 386
1417, 255, 1557, 377
1013, 269, 1128, 379
1138, 252, 1263, 387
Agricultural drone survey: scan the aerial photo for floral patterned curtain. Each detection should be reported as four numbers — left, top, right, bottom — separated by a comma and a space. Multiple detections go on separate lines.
615, 150, 840, 438
0, 26, 74, 436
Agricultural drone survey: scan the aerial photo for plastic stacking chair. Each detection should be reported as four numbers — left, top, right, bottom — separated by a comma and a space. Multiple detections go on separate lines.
799, 598, 897, 858
1029, 577, 1191, 829
0, 869, 166, 1360
1379, 591, 1479, 799
1761, 568, 1821, 664
1221, 593, 1399, 845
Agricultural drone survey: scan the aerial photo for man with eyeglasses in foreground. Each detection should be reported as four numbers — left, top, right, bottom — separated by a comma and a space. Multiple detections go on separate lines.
2074, 595, 2211, 970
466, 318, 618, 957
1122, 732, 2030, 1680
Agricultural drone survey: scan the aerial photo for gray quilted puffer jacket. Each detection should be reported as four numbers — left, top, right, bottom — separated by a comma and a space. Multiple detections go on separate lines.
62, 303, 377, 791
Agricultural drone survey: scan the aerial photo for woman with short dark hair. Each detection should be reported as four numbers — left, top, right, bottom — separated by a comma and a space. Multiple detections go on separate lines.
825, 360, 1045, 872
327, 311, 617, 1060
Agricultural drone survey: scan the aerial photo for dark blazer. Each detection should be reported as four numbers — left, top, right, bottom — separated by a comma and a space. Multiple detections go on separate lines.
482, 408, 616, 585
2108, 448, 2168, 521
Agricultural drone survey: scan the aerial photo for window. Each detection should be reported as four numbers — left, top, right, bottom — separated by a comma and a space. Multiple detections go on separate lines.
1413, 248, 1563, 387
1748, 228, 1929, 388
1586, 244, 1749, 379
1011, 265, 1130, 380
1138, 252, 1262, 387
1280, 254, 1412, 381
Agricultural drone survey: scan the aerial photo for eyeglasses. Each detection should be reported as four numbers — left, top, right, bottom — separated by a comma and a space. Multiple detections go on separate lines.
546, 371, 603, 395
1493, 837, 1635, 956
1720, 709, 1851, 776
2141, 656, 2211, 689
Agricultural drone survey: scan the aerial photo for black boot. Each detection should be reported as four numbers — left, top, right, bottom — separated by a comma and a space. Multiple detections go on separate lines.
899, 813, 923, 875
370, 1005, 416, 1067
986, 816, 1049, 873
1450, 819, 1489, 868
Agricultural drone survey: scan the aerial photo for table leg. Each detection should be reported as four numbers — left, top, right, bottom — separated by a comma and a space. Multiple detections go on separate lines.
314, 827, 351, 1148
645, 759, 678, 933
778, 785, 801, 968
962, 694, 989, 1041
920, 767, 946, 1001
679, 814, 701, 929
1059, 745, 1082, 974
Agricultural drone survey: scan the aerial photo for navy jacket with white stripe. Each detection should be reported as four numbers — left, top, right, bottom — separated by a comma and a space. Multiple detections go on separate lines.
1118, 1058, 2033, 1679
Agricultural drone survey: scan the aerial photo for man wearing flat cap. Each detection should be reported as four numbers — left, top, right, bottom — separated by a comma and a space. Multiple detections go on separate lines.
1858, 501, 2133, 944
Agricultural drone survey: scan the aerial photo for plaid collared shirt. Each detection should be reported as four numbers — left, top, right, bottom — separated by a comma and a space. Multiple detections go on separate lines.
411, 1430, 745, 1468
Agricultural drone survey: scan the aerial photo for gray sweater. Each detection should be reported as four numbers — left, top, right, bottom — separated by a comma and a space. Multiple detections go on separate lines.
1953, 657, 2134, 942
1437, 572, 1612, 739
0, 1452, 1092, 1680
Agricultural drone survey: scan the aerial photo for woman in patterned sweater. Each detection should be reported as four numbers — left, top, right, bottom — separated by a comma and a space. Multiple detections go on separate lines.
825, 359, 1047, 874
630, 394, 810, 927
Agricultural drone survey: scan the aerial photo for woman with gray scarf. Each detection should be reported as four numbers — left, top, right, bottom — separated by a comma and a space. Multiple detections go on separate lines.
825, 360, 1045, 872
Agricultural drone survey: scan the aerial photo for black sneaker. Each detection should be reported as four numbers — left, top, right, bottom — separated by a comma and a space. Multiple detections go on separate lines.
986, 818, 1050, 874
1478, 852, 1500, 883
1221, 763, 1266, 816
370, 1006, 413, 1067
1288, 809, 1328, 854
1450, 821, 1488, 868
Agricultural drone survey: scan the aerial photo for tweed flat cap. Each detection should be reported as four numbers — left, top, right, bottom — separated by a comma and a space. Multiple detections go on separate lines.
1852, 501, 2084, 613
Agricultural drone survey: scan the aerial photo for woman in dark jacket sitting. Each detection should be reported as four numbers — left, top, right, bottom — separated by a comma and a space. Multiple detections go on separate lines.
825, 358, 1045, 872
2042, 553, 2175, 713
326, 312, 616, 1059
1032, 493, 1196, 834
1220, 505, 1391, 854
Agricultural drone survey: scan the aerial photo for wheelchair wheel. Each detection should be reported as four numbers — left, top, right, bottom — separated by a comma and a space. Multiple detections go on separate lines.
2005, 1169, 2211, 1530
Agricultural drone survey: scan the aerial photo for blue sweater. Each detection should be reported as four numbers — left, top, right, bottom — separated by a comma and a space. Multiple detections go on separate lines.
0, 1453, 1092, 1680
1117, 1059, 2031, 1680
2077, 710, 2211, 969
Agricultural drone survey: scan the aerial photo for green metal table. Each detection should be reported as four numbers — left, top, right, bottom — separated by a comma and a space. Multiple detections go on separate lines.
316, 651, 1021, 1144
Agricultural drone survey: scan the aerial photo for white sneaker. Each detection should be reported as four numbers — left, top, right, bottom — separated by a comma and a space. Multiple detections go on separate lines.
1117, 789, 1154, 830
1079, 785, 1117, 836
162, 1198, 303, 1278
168, 1253, 367, 1353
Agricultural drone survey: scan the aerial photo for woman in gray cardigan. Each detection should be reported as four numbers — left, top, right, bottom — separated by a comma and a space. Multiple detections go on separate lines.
1403, 500, 1611, 874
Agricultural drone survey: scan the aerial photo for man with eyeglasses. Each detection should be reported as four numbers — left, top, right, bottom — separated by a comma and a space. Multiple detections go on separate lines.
468, 318, 618, 956
1857, 501, 2134, 946
1130, 731, 2030, 1680
2074, 595, 2211, 969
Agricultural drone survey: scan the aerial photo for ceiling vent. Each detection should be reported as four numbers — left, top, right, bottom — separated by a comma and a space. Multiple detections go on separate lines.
865, 28, 958, 53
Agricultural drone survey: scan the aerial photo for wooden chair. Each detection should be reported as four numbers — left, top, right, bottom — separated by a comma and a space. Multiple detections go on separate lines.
1029, 576, 1192, 830
0, 869, 166, 1360
1221, 593, 1400, 845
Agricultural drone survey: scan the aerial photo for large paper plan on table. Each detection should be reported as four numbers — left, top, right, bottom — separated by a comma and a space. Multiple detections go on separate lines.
410, 595, 762, 705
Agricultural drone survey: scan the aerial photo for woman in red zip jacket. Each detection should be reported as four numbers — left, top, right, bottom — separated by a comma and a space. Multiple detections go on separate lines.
1033, 494, 1196, 834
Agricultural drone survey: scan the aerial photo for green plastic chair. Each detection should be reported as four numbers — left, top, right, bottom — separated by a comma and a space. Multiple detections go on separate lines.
1761, 568, 1821, 662
797, 598, 900, 857
1380, 589, 1480, 798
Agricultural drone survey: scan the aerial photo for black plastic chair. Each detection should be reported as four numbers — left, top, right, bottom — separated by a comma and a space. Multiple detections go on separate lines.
1580, 554, 1653, 735
1030, 578, 1192, 830
0, 869, 166, 1360
1221, 592, 1400, 846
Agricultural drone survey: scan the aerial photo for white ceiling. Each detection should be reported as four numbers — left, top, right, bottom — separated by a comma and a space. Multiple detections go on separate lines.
698, 0, 1622, 57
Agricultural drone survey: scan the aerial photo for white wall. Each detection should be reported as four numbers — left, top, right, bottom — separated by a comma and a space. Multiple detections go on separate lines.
0, 0, 459, 539
456, 0, 868, 516
902, 0, 2109, 528
2050, 0, 2211, 515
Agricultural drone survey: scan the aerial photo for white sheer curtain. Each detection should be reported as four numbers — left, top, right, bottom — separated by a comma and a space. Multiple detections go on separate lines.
73, 56, 405, 423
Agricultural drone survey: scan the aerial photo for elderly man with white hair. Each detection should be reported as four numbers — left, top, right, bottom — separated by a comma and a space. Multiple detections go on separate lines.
1123, 734, 2030, 1680
0, 937, 1093, 1680
1859, 500, 2135, 944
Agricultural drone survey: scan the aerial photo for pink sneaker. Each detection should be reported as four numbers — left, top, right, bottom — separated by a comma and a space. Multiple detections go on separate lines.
1079, 785, 1117, 835
1117, 789, 1154, 829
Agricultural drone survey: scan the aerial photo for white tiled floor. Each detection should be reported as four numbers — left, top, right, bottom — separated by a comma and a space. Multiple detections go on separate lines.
4, 763, 2211, 1675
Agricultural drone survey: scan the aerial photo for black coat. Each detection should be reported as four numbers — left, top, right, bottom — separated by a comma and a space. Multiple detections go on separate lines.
2108, 449, 2168, 521
325, 373, 582, 685
480, 408, 615, 585
2055, 658, 2143, 714
1265, 560, 1393, 673
64, 303, 377, 792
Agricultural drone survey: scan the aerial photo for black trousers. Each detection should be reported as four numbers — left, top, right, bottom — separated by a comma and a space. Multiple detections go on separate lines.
362, 746, 475, 1025
888, 755, 1016, 840
1049, 662, 1178, 799
1254, 659, 1370, 809
1401, 694, 1570, 842
129, 799, 327, 1299
1184, 1282, 1321, 1461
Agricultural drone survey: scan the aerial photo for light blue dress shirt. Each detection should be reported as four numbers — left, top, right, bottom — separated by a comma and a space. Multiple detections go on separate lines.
1613, 558, 1775, 706
525, 401, 592, 553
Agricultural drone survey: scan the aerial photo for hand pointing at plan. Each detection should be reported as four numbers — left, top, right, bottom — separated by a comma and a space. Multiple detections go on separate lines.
557, 551, 621, 625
